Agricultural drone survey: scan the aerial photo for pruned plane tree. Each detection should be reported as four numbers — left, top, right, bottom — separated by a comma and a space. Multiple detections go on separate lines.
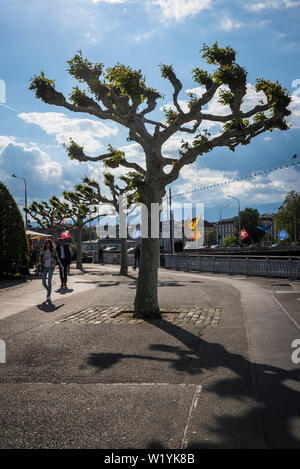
76, 170, 142, 276
29, 42, 291, 319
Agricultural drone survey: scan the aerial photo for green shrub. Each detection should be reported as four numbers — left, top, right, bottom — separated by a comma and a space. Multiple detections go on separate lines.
0, 181, 28, 276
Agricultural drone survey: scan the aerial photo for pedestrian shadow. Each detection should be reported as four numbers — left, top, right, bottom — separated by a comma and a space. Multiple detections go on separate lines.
37, 302, 65, 313
55, 287, 74, 294
86, 318, 300, 448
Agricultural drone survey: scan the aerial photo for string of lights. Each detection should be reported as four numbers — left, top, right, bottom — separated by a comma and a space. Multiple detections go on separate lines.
13, 156, 299, 209
166, 156, 300, 200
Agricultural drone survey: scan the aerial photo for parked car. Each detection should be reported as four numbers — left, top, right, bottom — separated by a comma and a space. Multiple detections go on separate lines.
227, 245, 240, 249
211, 245, 223, 249
127, 247, 135, 253
103, 246, 119, 251
270, 243, 280, 248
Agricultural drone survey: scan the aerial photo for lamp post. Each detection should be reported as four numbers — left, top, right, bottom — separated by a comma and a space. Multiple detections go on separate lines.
12, 174, 28, 228
227, 195, 241, 246
218, 204, 230, 245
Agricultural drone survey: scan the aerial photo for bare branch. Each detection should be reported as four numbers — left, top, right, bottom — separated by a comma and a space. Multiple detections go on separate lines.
160, 65, 184, 114
163, 117, 279, 185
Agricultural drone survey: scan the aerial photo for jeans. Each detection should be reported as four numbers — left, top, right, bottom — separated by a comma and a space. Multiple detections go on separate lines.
42, 267, 54, 296
59, 259, 68, 285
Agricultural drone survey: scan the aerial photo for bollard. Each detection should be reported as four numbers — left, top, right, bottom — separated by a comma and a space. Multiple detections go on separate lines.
0, 339, 6, 363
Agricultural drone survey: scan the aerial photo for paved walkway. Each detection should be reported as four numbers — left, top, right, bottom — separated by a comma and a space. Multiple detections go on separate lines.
0, 265, 117, 320
0, 264, 299, 449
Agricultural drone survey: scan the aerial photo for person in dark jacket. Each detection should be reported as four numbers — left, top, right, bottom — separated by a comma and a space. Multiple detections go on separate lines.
56, 238, 71, 288
98, 245, 104, 264
133, 243, 140, 270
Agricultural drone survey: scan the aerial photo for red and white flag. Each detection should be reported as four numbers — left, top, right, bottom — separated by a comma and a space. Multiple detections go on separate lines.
240, 229, 248, 240
61, 230, 71, 239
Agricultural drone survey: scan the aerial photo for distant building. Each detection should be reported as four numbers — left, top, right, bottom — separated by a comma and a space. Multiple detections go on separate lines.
216, 217, 236, 243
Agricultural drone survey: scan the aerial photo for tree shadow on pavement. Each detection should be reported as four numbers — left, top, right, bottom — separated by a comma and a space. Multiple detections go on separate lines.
86, 318, 300, 448
127, 280, 186, 289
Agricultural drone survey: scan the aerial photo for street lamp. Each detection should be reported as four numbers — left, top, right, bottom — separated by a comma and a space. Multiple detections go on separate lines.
227, 195, 241, 246
12, 174, 28, 228
218, 204, 230, 244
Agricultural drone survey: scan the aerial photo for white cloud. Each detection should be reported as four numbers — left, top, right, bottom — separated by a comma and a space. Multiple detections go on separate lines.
18, 112, 119, 154
151, 0, 212, 21
0, 141, 62, 199
220, 17, 242, 31
0, 139, 104, 201
174, 164, 300, 205
288, 95, 300, 128
245, 0, 300, 12
0, 136, 16, 149
92, 0, 126, 3
133, 30, 156, 42
83, 32, 98, 43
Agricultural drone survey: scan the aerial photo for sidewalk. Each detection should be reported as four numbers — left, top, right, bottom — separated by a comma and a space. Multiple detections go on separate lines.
0, 265, 299, 448
0, 264, 119, 320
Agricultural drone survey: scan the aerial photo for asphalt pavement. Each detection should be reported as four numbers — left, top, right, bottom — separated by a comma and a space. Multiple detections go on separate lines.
0, 264, 299, 449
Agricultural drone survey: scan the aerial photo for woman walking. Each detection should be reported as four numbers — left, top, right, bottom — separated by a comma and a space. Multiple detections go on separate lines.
39, 239, 61, 303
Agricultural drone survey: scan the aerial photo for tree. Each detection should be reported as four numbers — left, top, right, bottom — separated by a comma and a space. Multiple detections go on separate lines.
55, 190, 99, 269
26, 192, 98, 269
222, 236, 237, 248
234, 207, 261, 244
25, 197, 65, 236
29, 43, 291, 318
206, 228, 217, 246
0, 181, 28, 276
274, 191, 300, 244
76, 172, 140, 276
82, 226, 97, 242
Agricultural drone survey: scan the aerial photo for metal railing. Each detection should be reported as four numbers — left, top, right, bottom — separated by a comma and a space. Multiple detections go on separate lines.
164, 255, 300, 279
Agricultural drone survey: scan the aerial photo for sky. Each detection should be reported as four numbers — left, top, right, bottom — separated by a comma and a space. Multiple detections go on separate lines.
0, 0, 300, 223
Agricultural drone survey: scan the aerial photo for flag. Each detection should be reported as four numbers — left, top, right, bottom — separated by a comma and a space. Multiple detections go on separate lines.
240, 229, 249, 240
61, 230, 71, 239
185, 216, 202, 241
277, 229, 288, 240
257, 224, 272, 232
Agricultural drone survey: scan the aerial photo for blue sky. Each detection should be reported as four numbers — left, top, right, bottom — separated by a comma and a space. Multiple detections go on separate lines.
0, 0, 300, 223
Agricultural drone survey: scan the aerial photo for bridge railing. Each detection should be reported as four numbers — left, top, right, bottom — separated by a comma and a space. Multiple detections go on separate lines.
163, 255, 300, 279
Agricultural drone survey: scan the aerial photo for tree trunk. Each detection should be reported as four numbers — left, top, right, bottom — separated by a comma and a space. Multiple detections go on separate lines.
76, 221, 83, 270
119, 237, 128, 276
134, 236, 160, 319
133, 177, 163, 319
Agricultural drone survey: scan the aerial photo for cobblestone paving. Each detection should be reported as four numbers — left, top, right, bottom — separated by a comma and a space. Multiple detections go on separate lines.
57, 305, 222, 327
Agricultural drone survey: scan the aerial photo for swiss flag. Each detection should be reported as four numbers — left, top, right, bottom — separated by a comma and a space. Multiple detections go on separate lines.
240, 229, 249, 240
61, 230, 71, 239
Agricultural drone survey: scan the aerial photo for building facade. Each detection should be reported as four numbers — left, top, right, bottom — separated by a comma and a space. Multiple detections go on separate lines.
217, 217, 236, 244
